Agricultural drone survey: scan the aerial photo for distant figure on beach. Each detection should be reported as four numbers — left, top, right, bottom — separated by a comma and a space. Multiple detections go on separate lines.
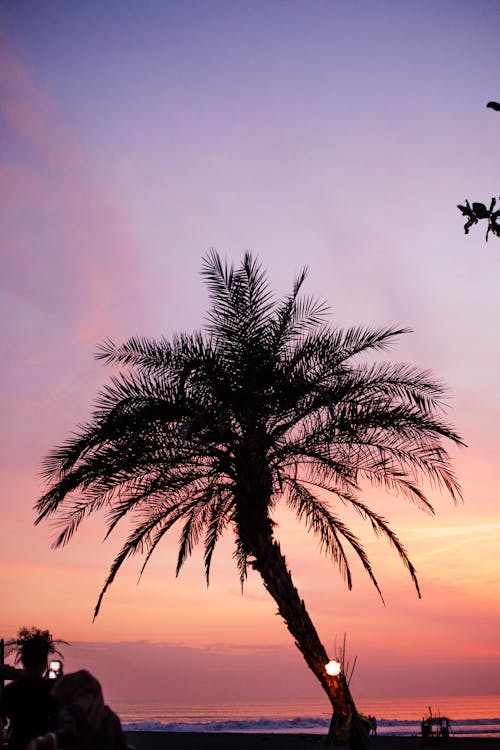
369, 716, 377, 736
1, 628, 58, 750
28, 670, 126, 750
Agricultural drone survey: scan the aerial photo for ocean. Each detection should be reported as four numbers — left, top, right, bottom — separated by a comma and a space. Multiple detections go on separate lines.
115, 694, 500, 738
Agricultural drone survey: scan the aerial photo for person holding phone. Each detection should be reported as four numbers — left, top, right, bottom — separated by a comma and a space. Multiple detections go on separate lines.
1, 629, 59, 750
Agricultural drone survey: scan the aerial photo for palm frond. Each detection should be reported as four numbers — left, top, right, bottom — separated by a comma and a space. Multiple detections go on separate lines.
94, 499, 197, 618
95, 336, 173, 369
176, 502, 208, 576
340, 494, 421, 596
285, 479, 383, 599
37, 251, 464, 618
233, 536, 249, 589
203, 491, 235, 584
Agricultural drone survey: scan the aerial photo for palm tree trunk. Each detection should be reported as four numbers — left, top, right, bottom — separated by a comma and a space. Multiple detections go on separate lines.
248, 531, 367, 748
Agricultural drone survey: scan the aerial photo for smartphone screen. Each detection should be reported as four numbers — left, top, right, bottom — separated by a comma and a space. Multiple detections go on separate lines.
48, 660, 62, 679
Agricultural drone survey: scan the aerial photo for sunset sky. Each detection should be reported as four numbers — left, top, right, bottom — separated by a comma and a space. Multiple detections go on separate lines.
1, 1, 499, 705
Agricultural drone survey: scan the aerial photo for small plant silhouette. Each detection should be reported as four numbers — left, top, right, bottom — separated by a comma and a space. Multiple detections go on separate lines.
457, 101, 499, 241
5, 626, 66, 664
457, 198, 500, 241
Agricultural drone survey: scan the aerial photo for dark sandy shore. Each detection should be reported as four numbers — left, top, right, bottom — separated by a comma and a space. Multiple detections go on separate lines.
125, 732, 499, 750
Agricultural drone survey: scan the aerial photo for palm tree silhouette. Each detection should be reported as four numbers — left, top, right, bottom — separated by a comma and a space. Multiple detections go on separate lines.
36, 252, 463, 746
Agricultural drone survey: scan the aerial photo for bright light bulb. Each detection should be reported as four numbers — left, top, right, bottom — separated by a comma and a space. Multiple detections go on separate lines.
325, 660, 341, 676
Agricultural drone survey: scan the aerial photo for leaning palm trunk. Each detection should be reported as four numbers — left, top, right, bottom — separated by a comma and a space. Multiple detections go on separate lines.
244, 528, 364, 746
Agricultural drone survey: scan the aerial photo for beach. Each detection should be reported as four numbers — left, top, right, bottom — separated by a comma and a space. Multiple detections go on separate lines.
125, 733, 500, 750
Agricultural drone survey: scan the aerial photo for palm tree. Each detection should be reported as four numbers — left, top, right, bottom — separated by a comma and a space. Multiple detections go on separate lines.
36, 252, 463, 746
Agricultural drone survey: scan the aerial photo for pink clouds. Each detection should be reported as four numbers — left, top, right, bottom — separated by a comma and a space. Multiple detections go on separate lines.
0, 41, 146, 346
0, 46, 153, 643
0, 43, 154, 523
0, 40, 82, 171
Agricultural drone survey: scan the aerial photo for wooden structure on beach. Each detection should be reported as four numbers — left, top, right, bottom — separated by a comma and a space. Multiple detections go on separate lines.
421, 708, 452, 743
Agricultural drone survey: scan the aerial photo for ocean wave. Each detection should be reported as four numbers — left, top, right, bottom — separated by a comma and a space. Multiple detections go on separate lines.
123, 716, 500, 736
123, 716, 329, 733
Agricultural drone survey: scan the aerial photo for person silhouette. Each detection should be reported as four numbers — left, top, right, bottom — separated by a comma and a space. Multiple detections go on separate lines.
28, 671, 126, 750
1, 629, 59, 750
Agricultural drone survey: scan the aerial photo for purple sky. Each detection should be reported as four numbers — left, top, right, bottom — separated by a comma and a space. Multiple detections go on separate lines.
1, 1, 499, 705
